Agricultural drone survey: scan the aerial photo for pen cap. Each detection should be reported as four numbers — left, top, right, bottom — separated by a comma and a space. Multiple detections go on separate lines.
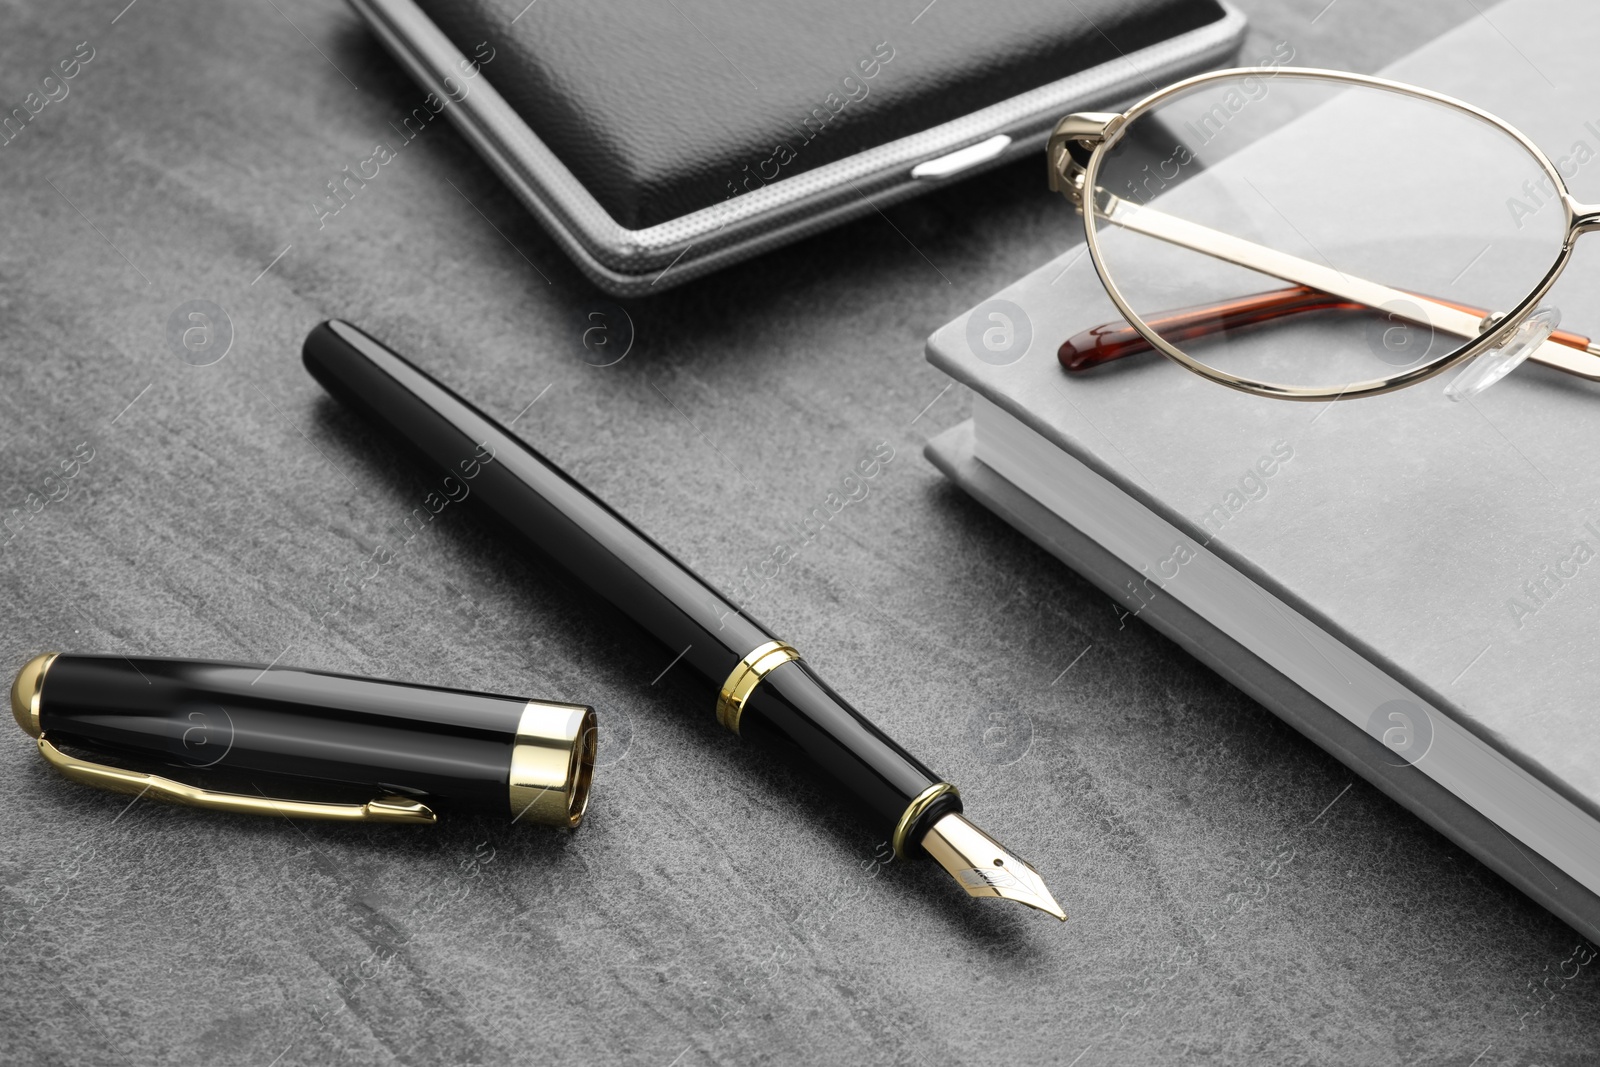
11, 653, 598, 828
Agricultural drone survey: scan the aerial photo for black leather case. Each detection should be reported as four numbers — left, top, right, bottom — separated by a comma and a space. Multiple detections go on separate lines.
350, 0, 1246, 293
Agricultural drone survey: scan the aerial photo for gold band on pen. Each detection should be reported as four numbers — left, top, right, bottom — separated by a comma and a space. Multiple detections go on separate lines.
893, 782, 961, 860
508, 700, 598, 829
716, 640, 800, 734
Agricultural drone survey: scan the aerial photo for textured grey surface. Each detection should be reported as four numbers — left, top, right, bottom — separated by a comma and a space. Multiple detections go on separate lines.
0, 1, 1595, 1065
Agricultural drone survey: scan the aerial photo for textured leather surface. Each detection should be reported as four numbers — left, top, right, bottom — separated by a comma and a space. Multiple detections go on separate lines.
413, 0, 1225, 228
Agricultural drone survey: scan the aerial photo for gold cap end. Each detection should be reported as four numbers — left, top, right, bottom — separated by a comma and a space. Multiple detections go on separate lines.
11, 653, 57, 739
508, 700, 597, 829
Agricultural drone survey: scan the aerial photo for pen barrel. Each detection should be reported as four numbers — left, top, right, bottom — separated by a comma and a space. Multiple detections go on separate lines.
303, 322, 957, 849
303, 321, 774, 686
28, 654, 592, 819
740, 661, 962, 845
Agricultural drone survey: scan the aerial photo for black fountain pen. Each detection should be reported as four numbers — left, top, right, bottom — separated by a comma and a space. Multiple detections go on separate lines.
304, 321, 1065, 921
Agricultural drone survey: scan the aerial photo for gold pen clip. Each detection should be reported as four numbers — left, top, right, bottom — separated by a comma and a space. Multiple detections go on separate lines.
34, 734, 438, 825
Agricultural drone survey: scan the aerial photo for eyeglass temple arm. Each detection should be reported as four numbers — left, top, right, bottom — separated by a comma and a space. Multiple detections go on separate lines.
1060, 284, 1599, 372
1074, 189, 1600, 382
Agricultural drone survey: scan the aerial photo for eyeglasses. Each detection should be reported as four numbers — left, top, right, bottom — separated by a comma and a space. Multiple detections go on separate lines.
1047, 67, 1600, 402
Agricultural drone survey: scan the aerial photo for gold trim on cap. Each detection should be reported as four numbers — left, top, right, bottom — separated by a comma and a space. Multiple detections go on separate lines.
11, 652, 57, 739
716, 640, 799, 734
35, 735, 437, 823
508, 700, 597, 829
893, 781, 961, 860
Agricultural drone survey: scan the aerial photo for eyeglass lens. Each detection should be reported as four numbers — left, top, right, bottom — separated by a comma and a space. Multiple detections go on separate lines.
1086, 74, 1569, 395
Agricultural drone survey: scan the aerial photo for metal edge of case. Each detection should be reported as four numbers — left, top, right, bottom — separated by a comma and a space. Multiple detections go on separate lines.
345, 0, 1248, 295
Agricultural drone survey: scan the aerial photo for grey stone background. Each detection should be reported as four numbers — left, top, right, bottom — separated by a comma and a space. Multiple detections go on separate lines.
1, 1, 1595, 1064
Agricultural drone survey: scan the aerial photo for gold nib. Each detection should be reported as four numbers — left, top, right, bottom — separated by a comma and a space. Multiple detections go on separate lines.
920, 813, 1066, 921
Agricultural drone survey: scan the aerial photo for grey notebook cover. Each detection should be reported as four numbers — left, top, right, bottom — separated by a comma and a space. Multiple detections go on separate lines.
925, 0, 1600, 940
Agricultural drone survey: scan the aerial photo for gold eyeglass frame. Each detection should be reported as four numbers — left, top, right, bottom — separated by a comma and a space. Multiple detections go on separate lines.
1048, 66, 1600, 401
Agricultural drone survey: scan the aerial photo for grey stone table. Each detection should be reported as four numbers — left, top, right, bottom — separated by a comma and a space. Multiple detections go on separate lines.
2, 1, 1594, 1064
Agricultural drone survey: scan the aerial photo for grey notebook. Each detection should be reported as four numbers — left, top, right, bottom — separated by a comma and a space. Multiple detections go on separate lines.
925, 0, 1600, 941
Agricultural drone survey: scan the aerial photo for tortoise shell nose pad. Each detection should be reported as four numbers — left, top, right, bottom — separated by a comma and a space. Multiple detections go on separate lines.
1445, 306, 1561, 402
